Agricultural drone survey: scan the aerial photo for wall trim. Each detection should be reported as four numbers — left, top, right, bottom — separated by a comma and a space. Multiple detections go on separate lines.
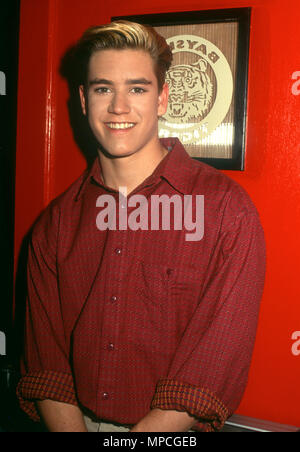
44, 0, 58, 206
224, 414, 299, 432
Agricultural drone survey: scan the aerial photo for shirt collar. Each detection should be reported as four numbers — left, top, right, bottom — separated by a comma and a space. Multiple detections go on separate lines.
158, 138, 196, 194
75, 138, 196, 201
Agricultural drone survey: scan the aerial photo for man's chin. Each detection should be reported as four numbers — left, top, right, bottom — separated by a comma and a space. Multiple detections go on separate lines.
97, 145, 138, 160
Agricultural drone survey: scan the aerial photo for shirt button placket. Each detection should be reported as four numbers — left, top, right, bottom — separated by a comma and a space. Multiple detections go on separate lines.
107, 248, 122, 354
99, 234, 126, 409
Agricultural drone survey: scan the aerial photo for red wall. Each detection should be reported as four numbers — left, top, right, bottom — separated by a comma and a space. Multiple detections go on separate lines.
15, 0, 300, 427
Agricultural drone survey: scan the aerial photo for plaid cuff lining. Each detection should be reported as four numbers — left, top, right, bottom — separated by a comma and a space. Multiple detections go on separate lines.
16, 370, 78, 422
151, 378, 229, 432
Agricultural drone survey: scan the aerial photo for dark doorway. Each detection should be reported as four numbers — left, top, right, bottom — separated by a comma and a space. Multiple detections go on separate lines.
0, 0, 20, 432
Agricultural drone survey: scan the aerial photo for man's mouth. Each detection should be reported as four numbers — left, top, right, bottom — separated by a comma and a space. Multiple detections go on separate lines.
105, 122, 135, 130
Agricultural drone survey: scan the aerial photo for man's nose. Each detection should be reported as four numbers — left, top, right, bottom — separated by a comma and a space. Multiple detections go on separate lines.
108, 92, 130, 114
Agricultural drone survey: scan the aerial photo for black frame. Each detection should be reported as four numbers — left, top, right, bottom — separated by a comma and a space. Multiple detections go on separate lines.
113, 8, 251, 170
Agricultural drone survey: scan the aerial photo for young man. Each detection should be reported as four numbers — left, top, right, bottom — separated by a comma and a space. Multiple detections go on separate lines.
17, 21, 266, 432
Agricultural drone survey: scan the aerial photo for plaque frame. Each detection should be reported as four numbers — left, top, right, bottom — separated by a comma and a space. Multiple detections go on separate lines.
112, 8, 251, 170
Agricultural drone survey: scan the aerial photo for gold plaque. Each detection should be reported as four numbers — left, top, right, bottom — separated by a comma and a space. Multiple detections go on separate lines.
158, 29, 236, 160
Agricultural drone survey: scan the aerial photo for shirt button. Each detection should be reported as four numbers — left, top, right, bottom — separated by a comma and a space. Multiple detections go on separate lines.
110, 295, 117, 303
102, 392, 109, 400
115, 248, 122, 255
108, 343, 115, 350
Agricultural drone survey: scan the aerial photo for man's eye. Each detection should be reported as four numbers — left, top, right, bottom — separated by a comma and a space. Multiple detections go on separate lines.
131, 87, 146, 94
95, 87, 111, 94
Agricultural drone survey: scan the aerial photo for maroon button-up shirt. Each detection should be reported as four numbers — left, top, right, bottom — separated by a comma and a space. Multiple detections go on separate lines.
17, 138, 266, 432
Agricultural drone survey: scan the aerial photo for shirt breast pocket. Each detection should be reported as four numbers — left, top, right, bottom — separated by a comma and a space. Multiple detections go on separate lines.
135, 260, 204, 345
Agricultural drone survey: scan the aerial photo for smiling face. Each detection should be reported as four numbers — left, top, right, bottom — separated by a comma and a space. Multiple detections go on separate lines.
79, 49, 168, 160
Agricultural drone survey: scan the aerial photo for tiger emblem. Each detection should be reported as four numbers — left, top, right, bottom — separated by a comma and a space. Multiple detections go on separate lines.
162, 58, 214, 124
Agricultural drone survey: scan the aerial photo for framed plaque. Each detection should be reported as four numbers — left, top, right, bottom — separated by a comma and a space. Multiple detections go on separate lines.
113, 8, 251, 170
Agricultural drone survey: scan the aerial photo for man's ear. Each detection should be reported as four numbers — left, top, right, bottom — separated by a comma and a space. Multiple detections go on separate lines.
79, 85, 87, 116
157, 82, 169, 117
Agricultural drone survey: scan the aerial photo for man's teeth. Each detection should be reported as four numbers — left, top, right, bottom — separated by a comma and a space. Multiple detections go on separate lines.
107, 123, 135, 129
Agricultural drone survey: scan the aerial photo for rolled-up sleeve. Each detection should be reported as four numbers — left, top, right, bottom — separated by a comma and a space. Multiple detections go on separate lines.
151, 207, 266, 431
16, 203, 78, 421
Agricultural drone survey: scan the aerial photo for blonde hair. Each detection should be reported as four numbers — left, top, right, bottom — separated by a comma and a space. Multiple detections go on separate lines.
74, 20, 173, 91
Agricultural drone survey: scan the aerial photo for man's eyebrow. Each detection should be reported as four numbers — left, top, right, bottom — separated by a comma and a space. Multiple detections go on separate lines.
125, 78, 153, 85
89, 78, 113, 86
88, 78, 153, 86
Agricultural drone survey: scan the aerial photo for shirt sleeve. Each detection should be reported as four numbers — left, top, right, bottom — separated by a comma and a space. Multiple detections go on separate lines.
16, 203, 78, 422
151, 198, 266, 431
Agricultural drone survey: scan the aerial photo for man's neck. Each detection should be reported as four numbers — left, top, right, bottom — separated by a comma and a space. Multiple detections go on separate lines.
98, 142, 168, 195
